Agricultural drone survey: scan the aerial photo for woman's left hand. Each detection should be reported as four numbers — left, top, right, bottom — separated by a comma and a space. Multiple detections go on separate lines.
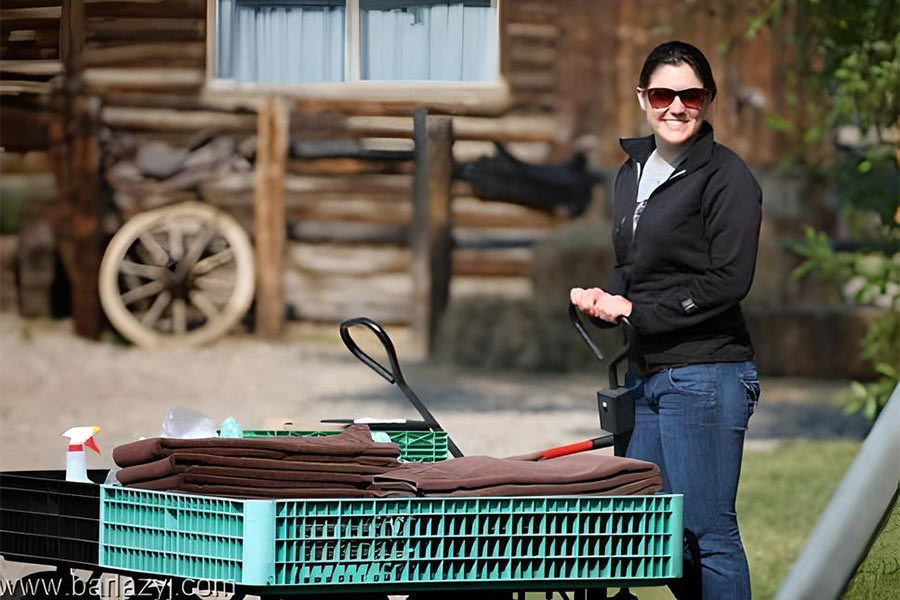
570, 287, 633, 323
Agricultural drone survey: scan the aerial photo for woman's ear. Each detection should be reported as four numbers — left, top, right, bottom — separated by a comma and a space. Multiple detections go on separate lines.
636, 87, 647, 111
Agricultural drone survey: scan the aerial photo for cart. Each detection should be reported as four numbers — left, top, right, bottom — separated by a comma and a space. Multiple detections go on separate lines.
0, 309, 682, 600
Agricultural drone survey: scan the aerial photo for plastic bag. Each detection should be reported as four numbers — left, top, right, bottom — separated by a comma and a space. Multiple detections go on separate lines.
160, 406, 217, 439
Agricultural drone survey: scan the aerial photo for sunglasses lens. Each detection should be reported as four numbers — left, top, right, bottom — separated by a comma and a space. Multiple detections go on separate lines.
680, 89, 707, 109
647, 88, 676, 108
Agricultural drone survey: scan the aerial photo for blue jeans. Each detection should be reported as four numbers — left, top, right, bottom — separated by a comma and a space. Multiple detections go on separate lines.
625, 361, 759, 600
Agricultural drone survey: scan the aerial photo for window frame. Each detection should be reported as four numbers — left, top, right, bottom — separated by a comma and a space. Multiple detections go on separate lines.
204, 0, 509, 112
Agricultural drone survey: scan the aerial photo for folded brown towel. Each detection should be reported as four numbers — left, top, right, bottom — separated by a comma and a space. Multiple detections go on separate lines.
372, 453, 662, 497
113, 424, 399, 467
116, 452, 401, 485
128, 474, 414, 498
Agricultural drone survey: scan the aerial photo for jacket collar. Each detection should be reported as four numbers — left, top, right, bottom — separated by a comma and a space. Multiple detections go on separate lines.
619, 120, 715, 171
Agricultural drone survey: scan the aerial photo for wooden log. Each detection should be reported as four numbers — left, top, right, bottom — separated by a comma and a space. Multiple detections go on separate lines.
86, 16, 204, 35
451, 196, 564, 229
508, 45, 558, 68
2, 1, 62, 8
6, 29, 60, 45
82, 41, 204, 67
283, 270, 413, 324
452, 140, 550, 162
288, 221, 408, 245
1, 18, 60, 32
345, 114, 566, 143
95, 90, 260, 112
253, 96, 288, 340
83, 68, 204, 90
286, 243, 410, 276
507, 22, 559, 41
0, 80, 53, 95
452, 247, 533, 278
507, 71, 557, 92
84, 0, 204, 19
453, 226, 552, 248
410, 110, 453, 357
50, 95, 103, 339
101, 105, 255, 130
204, 172, 413, 195
59, 0, 83, 70
0, 59, 63, 76
1, 7, 62, 20
286, 157, 413, 176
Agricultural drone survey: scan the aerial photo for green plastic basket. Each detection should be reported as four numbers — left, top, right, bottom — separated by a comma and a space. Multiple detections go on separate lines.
100, 486, 682, 592
240, 429, 449, 463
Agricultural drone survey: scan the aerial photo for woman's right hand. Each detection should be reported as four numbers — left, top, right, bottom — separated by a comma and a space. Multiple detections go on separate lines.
570, 287, 633, 323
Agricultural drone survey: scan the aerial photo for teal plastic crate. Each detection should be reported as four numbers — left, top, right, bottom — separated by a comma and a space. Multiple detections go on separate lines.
100, 486, 682, 592
240, 429, 449, 463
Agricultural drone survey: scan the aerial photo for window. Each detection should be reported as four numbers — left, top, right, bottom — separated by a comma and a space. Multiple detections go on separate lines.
213, 0, 499, 85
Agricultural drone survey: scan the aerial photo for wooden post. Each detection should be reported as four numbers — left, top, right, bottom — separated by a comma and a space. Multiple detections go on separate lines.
411, 109, 453, 357
51, 0, 103, 338
253, 96, 288, 340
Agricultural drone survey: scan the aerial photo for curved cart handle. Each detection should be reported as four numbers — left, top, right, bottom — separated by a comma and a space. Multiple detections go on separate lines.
568, 303, 644, 388
339, 317, 463, 458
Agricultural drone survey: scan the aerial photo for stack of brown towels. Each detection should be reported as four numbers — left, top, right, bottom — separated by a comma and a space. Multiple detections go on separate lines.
113, 424, 662, 499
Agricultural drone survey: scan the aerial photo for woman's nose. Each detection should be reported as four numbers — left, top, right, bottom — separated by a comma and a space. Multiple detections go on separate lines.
667, 95, 687, 113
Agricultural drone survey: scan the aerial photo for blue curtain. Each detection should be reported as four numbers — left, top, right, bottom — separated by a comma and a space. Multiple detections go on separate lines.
218, 1, 345, 83
361, 1, 496, 81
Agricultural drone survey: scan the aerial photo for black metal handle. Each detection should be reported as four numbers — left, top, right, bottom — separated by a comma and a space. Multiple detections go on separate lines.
568, 303, 644, 389
568, 303, 605, 363
339, 317, 463, 458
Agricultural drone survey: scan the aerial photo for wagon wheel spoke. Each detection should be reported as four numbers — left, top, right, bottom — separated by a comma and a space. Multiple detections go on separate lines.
191, 249, 234, 277
138, 232, 170, 266
121, 280, 166, 306
171, 298, 187, 334
188, 290, 220, 321
175, 225, 216, 278
193, 275, 234, 293
120, 260, 169, 280
141, 290, 172, 327
168, 224, 185, 261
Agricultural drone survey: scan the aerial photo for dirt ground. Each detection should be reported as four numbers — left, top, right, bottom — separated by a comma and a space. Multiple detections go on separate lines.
0, 312, 873, 597
0, 313, 868, 473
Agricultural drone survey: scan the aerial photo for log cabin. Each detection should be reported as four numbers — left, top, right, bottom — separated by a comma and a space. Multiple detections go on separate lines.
1, 0, 789, 356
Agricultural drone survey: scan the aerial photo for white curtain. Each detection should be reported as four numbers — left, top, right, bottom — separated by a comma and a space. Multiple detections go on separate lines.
361, 2, 496, 81
218, 1, 345, 83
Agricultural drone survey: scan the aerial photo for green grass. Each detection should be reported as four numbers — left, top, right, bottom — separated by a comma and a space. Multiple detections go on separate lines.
601, 440, 899, 600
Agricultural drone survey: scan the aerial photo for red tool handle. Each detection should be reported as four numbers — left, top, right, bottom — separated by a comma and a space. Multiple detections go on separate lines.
540, 434, 614, 460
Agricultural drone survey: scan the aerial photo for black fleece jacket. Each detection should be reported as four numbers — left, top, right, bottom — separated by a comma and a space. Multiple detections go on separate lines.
606, 121, 762, 366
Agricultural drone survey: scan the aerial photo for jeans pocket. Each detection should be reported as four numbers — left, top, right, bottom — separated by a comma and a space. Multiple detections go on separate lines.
741, 369, 761, 418
666, 364, 717, 395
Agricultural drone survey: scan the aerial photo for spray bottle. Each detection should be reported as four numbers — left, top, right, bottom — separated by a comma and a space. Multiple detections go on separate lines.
62, 426, 100, 483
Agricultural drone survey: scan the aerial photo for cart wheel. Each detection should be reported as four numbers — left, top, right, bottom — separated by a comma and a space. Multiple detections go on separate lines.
99, 202, 255, 348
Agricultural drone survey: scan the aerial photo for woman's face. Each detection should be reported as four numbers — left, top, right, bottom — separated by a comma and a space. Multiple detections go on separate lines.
637, 62, 709, 154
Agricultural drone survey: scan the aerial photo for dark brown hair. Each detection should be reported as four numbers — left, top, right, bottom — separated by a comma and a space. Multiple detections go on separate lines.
638, 41, 717, 100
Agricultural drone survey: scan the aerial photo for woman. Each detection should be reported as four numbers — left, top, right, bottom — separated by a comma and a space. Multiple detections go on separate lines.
571, 41, 762, 600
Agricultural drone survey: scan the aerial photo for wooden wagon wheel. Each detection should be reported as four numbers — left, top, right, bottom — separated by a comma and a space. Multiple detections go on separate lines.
99, 202, 255, 348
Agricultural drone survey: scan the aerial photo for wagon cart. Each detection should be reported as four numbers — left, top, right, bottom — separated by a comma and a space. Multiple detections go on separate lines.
0, 311, 682, 600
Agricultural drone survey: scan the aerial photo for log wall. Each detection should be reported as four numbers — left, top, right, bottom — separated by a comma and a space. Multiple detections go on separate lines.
1, 0, 792, 340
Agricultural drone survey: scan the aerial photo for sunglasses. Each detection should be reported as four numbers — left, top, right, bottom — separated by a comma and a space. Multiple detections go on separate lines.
642, 87, 710, 110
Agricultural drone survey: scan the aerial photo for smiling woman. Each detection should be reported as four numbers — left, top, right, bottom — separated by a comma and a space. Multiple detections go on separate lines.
570, 40, 763, 600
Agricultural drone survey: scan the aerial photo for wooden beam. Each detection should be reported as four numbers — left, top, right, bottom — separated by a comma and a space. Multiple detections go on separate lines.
410, 110, 453, 357
0, 80, 53, 95
1, 7, 62, 20
345, 114, 566, 143
60, 0, 84, 73
253, 96, 289, 340
101, 105, 256, 131
83, 68, 204, 90
82, 41, 204, 66
0, 59, 63, 76
84, 0, 205, 19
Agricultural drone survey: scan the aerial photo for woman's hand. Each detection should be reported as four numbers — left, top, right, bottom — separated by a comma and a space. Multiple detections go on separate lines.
570, 287, 633, 323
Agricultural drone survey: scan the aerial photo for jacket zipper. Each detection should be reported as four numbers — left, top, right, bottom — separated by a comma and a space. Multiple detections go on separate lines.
630, 166, 689, 250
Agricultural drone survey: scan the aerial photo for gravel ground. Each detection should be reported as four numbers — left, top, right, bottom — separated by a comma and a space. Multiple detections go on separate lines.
0, 313, 868, 473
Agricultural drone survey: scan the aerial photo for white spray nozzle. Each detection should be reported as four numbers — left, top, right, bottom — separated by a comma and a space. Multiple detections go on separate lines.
63, 425, 101, 454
